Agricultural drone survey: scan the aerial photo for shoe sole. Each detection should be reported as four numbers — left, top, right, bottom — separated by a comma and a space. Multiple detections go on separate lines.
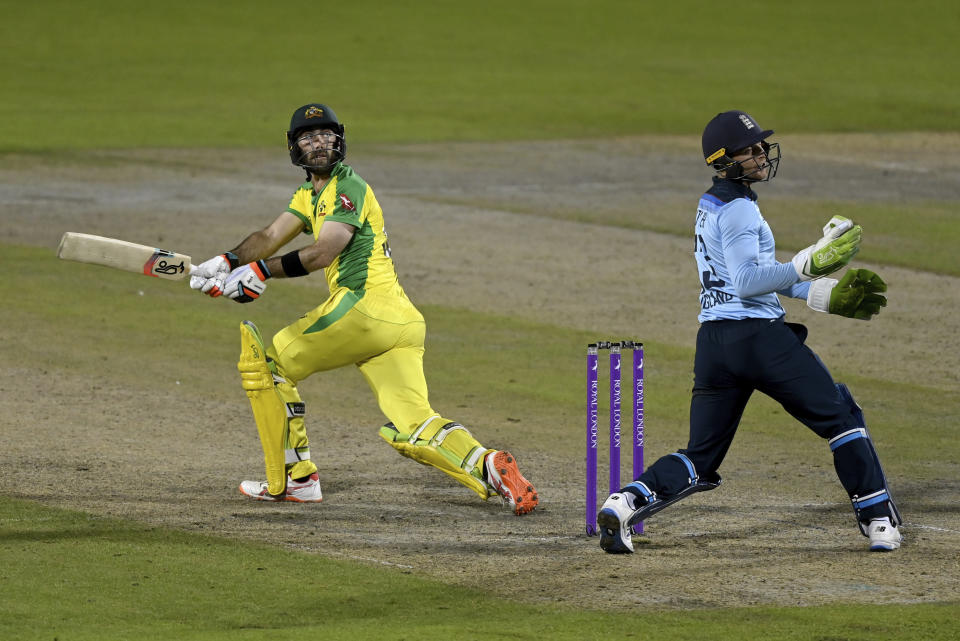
238, 485, 322, 503
284, 493, 322, 503
869, 541, 900, 551
492, 451, 539, 515
597, 508, 634, 554
239, 485, 284, 501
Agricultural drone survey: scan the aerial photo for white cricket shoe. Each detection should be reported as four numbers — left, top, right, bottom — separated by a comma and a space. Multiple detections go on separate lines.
867, 517, 902, 551
597, 493, 635, 554
238, 472, 323, 503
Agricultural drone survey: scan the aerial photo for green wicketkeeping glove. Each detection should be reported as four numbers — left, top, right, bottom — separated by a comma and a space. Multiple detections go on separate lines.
807, 268, 887, 320
792, 216, 863, 281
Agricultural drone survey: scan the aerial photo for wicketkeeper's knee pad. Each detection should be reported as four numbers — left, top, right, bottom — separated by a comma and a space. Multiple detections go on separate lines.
238, 320, 289, 496
829, 383, 902, 535
378, 416, 493, 500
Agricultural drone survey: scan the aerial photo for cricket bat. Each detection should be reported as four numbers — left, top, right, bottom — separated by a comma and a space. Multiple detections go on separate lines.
57, 232, 196, 280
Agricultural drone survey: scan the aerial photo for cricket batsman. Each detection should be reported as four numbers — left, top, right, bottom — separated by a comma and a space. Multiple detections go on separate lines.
189, 103, 538, 515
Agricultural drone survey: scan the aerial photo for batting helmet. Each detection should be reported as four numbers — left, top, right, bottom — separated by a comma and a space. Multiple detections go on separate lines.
286, 103, 347, 176
701, 110, 779, 182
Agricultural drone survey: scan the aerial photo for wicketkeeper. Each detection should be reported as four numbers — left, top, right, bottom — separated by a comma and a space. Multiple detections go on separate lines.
598, 110, 902, 553
189, 103, 538, 515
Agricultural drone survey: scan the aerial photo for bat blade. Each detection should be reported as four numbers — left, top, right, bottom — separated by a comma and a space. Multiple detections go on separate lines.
57, 232, 195, 280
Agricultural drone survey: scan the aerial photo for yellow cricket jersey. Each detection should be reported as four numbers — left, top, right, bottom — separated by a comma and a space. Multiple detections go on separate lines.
285, 163, 397, 296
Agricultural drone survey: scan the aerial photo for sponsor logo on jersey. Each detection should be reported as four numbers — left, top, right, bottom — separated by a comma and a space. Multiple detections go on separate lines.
338, 194, 356, 212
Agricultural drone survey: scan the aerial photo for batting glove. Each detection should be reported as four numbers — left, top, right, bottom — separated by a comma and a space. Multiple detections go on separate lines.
807, 268, 887, 320
224, 260, 271, 303
791, 216, 862, 281
190, 252, 240, 297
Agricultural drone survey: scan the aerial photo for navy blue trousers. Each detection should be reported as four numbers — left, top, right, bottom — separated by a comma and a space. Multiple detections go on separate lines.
687, 317, 851, 473
631, 317, 893, 524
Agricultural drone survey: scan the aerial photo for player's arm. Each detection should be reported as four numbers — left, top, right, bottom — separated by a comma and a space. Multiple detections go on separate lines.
228, 211, 305, 264
721, 204, 798, 298
220, 220, 357, 303
189, 211, 305, 297
261, 220, 356, 278
776, 280, 811, 300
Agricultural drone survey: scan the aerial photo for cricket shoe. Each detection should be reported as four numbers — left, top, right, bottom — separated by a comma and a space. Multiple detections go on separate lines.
867, 517, 902, 552
597, 493, 635, 554
485, 451, 538, 515
238, 473, 323, 503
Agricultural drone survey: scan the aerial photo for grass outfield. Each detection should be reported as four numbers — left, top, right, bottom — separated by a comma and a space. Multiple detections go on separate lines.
3, 0, 959, 150
2, 499, 957, 641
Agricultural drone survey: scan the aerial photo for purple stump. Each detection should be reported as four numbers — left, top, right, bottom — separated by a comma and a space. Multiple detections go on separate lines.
585, 344, 599, 535
609, 343, 622, 497
632, 342, 645, 535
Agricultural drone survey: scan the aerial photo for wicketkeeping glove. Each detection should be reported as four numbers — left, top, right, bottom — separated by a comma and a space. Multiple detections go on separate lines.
224, 260, 271, 303
806, 268, 887, 320
189, 251, 240, 297
792, 216, 862, 281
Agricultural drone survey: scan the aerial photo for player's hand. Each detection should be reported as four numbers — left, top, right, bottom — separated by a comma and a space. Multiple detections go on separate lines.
224, 261, 271, 303
190, 252, 239, 297
821, 215, 853, 237
791, 216, 862, 281
807, 268, 887, 320
830, 269, 887, 319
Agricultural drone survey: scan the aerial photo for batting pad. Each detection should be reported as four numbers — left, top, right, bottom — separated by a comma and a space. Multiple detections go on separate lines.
238, 321, 288, 496
379, 419, 493, 500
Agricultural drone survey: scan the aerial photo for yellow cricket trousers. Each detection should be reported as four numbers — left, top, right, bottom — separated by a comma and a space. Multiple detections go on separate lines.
265, 287, 440, 477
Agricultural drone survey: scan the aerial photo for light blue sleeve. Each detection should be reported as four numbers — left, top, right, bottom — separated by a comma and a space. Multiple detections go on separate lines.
720, 201, 801, 298
777, 281, 811, 299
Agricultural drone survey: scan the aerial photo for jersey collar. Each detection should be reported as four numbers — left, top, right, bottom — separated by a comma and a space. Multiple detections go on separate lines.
708, 176, 759, 203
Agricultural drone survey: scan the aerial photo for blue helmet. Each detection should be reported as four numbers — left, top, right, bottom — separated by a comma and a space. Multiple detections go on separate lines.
702, 110, 780, 182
